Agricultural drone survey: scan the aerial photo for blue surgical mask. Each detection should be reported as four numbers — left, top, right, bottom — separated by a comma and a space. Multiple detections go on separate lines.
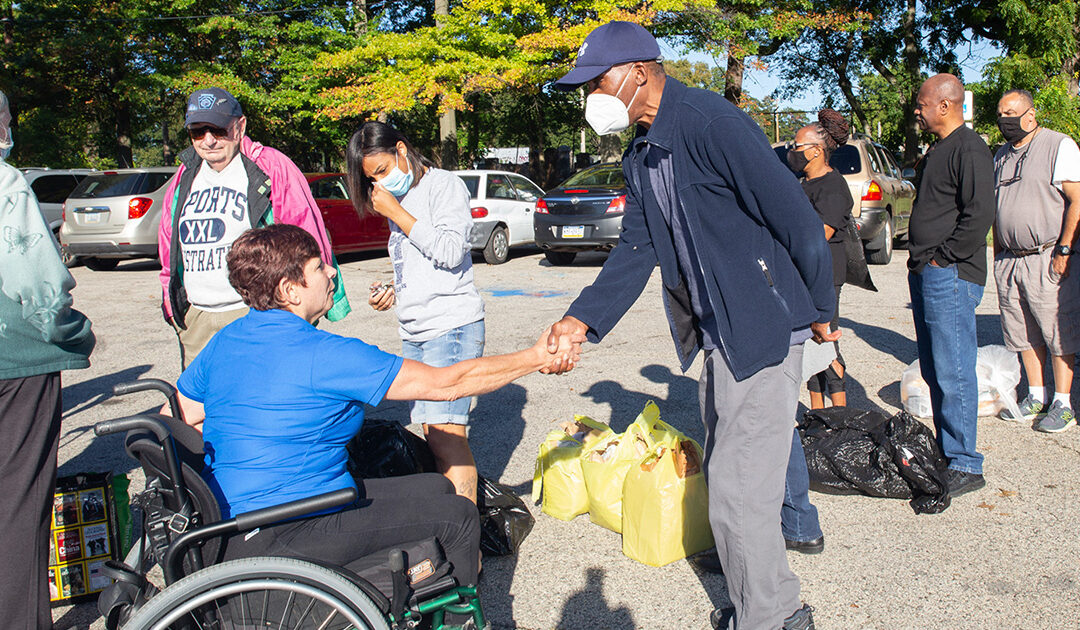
379, 153, 413, 197
0, 129, 11, 160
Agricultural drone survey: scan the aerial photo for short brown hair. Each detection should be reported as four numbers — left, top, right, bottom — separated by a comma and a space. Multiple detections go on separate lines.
227, 224, 321, 311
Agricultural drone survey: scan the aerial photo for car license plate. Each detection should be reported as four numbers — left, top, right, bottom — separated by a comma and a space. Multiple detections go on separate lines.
562, 225, 585, 238
83, 212, 104, 224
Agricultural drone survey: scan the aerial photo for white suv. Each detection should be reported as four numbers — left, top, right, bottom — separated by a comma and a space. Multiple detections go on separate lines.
20, 168, 97, 265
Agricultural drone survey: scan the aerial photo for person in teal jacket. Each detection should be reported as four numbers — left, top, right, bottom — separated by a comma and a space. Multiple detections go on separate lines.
0, 89, 95, 629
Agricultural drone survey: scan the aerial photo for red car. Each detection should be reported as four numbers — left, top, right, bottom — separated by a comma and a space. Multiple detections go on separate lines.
305, 173, 391, 255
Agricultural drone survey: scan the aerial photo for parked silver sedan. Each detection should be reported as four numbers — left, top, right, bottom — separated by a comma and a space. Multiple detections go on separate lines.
456, 170, 545, 264
59, 167, 177, 270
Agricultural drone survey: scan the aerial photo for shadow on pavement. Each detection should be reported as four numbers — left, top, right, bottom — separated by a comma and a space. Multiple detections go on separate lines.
62, 364, 154, 417
839, 317, 917, 365
579, 364, 703, 443
470, 383, 528, 492
556, 567, 635, 629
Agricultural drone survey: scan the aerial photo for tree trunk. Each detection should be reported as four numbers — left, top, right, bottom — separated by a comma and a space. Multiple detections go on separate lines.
162, 116, 173, 165
434, 0, 457, 168
723, 52, 744, 106
116, 102, 133, 168
1066, 20, 1080, 97
900, 0, 921, 165
352, 0, 367, 34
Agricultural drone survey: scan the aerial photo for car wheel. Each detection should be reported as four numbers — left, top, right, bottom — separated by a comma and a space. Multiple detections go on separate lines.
56, 232, 79, 268
865, 215, 893, 265
84, 257, 120, 271
544, 251, 577, 266
483, 225, 510, 265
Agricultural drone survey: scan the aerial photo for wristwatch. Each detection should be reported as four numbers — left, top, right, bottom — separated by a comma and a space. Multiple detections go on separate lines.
1055, 244, 1073, 256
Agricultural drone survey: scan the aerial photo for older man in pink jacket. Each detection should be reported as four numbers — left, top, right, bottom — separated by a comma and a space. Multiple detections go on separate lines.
158, 87, 348, 367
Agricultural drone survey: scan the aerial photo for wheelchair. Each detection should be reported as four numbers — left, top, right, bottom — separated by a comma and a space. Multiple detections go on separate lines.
95, 379, 487, 630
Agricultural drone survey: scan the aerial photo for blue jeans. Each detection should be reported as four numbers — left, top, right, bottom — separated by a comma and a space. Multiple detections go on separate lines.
402, 320, 485, 425
782, 427, 822, 543
908, 265, 984, 474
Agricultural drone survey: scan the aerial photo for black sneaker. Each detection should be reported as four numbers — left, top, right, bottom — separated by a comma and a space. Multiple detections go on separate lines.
783, 603, 815, 630
946, 469, 985, 497
709, 607, 735, 629
785, 535, 825, 554
689, 548, 724, 574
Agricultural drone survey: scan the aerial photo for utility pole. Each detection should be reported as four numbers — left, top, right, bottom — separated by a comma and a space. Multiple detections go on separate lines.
435, 0, 457, 168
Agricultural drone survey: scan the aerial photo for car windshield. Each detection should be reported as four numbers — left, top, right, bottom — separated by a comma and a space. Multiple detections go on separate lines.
560, 165, 624, 188
829, 145, 861, 175
70, 172, 172, 198
458, 175, 480, 199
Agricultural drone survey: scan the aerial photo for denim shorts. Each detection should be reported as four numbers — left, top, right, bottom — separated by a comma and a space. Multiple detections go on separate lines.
402, 320, 485, 425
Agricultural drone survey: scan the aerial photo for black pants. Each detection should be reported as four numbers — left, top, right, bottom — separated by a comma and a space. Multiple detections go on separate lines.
808, 285, 846, 394
224, 473, 480, 587
0, 373, 62, 630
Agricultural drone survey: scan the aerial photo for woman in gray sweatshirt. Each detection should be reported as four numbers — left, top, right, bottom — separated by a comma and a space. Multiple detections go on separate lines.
347, 122, 486, 503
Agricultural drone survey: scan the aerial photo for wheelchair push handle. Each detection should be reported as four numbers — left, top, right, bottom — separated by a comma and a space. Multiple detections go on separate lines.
113, 378, 183, 419
94, 415, 172, 442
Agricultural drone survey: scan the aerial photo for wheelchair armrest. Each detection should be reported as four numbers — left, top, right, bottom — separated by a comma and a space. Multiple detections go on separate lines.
162, 487, 359, 585
233, 487, 358, 531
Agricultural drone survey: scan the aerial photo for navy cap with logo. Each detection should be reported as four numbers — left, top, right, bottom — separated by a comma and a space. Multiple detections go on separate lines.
185, 87, 244, 129
554, 21, 662, 90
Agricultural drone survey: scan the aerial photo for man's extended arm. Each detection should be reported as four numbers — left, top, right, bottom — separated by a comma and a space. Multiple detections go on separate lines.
546, 163, 659, 366
387, 328, 582, 400
1054, 180, 1080, 277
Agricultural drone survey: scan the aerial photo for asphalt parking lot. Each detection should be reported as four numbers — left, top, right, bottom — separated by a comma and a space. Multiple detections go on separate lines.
52, 246, 1080, 629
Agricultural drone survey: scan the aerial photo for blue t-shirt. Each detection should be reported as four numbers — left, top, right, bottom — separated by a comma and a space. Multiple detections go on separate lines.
177, 308, 403, 517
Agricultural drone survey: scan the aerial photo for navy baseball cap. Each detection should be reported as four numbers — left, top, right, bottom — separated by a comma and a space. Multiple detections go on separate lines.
185, 87, 244, 128
554, 21, 662, 90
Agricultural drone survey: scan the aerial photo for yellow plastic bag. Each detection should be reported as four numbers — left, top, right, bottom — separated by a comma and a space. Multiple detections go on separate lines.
580, 402, 673, 532
532, 416, 612, 521
622, 439, 714, 567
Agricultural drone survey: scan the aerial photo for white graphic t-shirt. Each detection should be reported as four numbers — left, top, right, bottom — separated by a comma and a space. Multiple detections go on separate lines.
178, 157, 250, 311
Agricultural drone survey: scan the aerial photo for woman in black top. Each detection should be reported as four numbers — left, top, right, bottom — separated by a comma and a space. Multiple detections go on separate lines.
787, 109, 855, 408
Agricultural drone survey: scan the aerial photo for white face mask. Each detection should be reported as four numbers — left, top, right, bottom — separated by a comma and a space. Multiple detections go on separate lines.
585, 68, 640, 136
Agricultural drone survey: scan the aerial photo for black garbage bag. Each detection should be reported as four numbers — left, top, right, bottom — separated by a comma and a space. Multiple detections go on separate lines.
347, 420, 536, 554
346, 419, 436, 480
477, 476, 535, 557
844, 222, 877, 291
799, 407, 950, 514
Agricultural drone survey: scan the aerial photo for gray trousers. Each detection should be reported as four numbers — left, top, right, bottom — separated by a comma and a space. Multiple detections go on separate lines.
700, 347, 802, 630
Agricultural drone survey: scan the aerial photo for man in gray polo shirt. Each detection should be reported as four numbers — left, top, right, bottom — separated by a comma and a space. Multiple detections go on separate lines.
992, 88, 1080, 432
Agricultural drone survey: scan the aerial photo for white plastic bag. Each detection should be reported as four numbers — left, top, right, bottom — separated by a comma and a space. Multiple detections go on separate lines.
976, 345, 1022, 419
899, 345, 1021, 419
900, 360, 932, 419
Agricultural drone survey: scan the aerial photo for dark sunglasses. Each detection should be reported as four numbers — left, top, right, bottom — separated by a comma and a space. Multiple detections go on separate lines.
187, 125, 230, 140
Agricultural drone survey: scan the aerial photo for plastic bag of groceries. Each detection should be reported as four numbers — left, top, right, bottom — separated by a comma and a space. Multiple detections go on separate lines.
532, 415, 612, 521
622, 438, 714, 566
899, 345, 1021, 419
976, 345, 1022, 419
900, 360, 932, 419
580, 402, 676, 533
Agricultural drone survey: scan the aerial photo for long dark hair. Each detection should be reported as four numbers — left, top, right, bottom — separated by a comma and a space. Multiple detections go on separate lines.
346, 122, 435, 215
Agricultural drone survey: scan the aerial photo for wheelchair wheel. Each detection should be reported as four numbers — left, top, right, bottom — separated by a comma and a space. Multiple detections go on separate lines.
122, 556, 390, 630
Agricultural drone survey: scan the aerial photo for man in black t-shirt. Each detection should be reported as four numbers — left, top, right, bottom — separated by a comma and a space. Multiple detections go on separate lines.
908, 74, 995, 497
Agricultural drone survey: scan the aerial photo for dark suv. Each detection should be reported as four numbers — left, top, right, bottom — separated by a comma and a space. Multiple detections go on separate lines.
533, 162, 626, 266
773, 135, 916, 264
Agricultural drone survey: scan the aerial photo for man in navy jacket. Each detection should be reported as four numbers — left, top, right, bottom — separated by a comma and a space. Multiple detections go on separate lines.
547, 22, 836, 630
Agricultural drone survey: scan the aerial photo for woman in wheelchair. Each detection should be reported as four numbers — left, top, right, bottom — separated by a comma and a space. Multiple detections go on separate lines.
171, 224, 579, 598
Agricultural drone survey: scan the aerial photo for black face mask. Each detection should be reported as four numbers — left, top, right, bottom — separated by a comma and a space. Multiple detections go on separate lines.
997, 113, 1034, 144
787, 149, 810, 174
